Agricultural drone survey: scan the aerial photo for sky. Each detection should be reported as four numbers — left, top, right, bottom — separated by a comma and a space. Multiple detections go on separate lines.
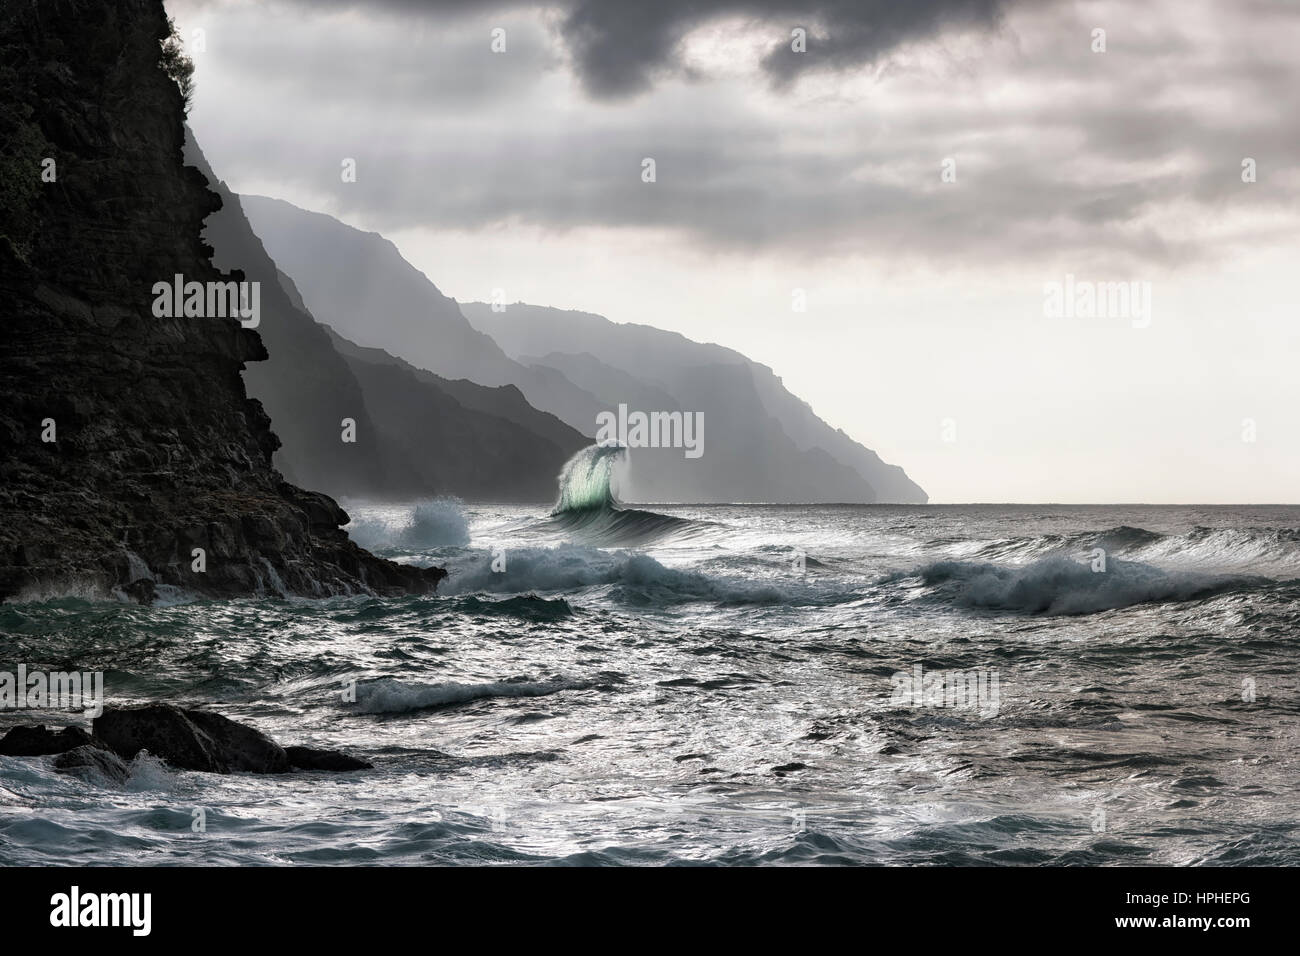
169, 0, 1300, 503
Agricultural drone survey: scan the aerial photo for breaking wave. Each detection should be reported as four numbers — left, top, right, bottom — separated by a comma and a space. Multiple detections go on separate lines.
547, 444, 697, 544
904, 556, 1270, 615
553, 444, 626, 514
351, 676, 591, 714
346, 497, 471, 551
441, 544, 793, 605
969, 524, 1300, 574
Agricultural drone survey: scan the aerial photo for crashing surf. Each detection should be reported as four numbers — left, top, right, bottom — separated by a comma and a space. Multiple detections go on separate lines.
547, 444, 698, 545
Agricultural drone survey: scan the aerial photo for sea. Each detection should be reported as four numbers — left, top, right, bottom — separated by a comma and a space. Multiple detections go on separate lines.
2, 454, 1297, 865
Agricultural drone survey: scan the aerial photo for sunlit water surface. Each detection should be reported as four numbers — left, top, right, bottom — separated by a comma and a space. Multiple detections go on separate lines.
2, 502, 1298, 865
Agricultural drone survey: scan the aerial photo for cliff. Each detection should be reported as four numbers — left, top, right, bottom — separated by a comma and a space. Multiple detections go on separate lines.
0, 0, 443, 600
322, 324, 589, 502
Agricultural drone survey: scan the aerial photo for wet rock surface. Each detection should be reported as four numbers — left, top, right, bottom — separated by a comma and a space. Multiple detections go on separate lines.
3, 707, 373, 775
285, 746, 374, 772
93, 705, 370, 774
95, 704, 286, 773
54, 745, 132, 786
0, 724, 96, 756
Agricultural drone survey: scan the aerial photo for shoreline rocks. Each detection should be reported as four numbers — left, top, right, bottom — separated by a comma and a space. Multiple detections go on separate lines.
0, 704, 372, 776
0, 724, 97, 756
54, 745, 132, 786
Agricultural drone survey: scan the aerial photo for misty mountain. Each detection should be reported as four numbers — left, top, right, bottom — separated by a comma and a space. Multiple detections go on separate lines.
522, 349, 877, 503
319, 319, 588, 501
187, 137, 584, 502
240, 195, 605, 435
241, 196, 925, 503
463, 303, 928, 503
185, 131, 394, 494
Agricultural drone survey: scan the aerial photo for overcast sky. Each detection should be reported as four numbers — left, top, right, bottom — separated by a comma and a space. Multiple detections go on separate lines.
170, 0, 1300, 502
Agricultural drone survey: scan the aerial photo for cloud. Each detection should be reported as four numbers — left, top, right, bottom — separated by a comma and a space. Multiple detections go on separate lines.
236, 0, 1017, 98
170, 0, 1300, 272
559, 0, 1008, 97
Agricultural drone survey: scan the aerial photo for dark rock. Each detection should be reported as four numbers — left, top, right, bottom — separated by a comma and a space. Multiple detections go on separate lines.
68, 704, 378, 777
0, 0, 444, 603
122, 578, 156, 606
772, 762, 810, 774
185, 708, 288, 773
54, 745, 131, 786
285, 746, 373, 772
94, 704, 288, 773
0, 724, 96, 756
95, 705, 224, 772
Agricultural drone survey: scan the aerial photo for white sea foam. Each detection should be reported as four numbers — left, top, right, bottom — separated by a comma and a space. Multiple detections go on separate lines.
346, 497, 471, 551
351, 677, 590, 714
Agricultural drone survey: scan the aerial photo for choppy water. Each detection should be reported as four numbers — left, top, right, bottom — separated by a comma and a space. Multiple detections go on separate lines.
2, 502, 1298, 865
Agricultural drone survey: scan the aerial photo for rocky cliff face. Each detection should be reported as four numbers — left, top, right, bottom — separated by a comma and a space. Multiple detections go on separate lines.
0, 0, 443, 601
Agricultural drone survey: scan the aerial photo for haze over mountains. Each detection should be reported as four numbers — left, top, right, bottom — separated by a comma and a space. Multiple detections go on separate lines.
463, 302, 928, 504
241, 197, 927, 504
189, 138, 585, 503
239, 196, 605, 435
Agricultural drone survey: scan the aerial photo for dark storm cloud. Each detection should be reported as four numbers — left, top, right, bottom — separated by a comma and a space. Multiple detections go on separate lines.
175, 0, 1300, 270
262, 0, 1016, 97
568, 0, 1006, 97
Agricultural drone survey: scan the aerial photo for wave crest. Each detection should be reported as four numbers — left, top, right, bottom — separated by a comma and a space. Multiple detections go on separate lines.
346, 497, 470, 551
911, 556, 1267, 615
442, 544, 790, 605
552, 444, 626, 514
350, 677, 590, 714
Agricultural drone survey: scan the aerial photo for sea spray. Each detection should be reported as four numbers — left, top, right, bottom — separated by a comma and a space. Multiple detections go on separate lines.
345, 497, 471, 551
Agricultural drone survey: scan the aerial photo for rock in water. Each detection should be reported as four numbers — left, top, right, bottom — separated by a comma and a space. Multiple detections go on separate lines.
95, 704, 289, 774
92, 705, 370, 774
0, 724, 96, 756
285, 746, 373, 772
54, 746, 132, 786
94, 705, 229, 773
185, 709, 289, 773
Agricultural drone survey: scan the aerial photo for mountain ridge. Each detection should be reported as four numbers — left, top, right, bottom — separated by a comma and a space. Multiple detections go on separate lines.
241, 194, 927, 504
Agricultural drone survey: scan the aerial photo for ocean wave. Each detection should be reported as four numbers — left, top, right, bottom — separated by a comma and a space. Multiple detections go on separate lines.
451, 594, 574, 621
970, 524, 1300, 575
350, 676, 591, 714
345, 498, 471, 551
1136, 526, 1300, 572
545, 444, 701, 545
545, 506, 700, 546
903, 556, 1268, 615
974, 525, 1166, 561
439, 545, 792, 605
552, 444, 626, 514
